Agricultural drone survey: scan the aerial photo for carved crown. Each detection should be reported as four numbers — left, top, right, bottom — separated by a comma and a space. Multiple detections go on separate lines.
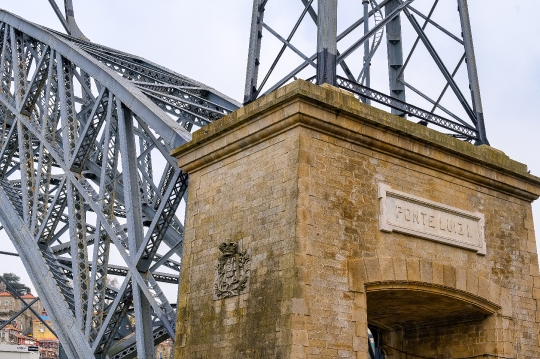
219, 242, 238, 256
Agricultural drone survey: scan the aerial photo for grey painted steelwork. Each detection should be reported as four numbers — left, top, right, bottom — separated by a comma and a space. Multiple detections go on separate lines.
62, 0, 87, 40
457, 0, 488, 145
334, 76, 477, 138
316, 0, 337, 85
385, 0, 406, 116
244, 0, 266, 104
0, 7, 238, 359
244, 0, 489, 145
362, 0, 371, 103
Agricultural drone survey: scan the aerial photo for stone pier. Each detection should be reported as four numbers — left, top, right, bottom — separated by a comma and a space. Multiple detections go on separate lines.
172, 80, 540, 358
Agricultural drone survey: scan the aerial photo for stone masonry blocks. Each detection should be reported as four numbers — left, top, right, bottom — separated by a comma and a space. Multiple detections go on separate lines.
173, 80, 540, 358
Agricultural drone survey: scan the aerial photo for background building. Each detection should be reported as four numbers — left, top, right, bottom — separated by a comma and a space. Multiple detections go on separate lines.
0, 323, 38, 346
0, 291, 42, 336
32, 312, 59, 359
155, 339, 173, 359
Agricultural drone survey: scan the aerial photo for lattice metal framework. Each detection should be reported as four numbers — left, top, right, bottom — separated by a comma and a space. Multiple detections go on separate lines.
0, 6, 238, 359
244, 0, 489, 145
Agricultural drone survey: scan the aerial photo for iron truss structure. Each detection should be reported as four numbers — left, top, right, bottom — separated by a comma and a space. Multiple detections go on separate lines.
0, 6, 238, 359
244, 0, 489, 145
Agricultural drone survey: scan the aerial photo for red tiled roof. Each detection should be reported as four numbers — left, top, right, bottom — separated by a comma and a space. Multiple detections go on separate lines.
21, 293, 35, 299
0, 291, 13, 297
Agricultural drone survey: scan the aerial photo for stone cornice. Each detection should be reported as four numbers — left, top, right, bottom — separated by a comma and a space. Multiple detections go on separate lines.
172, 80, 540, 202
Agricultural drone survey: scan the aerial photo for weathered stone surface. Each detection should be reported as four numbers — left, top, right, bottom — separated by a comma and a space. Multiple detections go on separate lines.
379, 183, 486, 254
173, 80, 540, 358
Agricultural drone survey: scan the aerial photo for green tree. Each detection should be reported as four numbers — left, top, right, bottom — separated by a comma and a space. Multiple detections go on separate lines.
1, 273, 31, 295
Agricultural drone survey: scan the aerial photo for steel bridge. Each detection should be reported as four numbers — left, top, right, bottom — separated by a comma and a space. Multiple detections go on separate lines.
0, 0, 490, 358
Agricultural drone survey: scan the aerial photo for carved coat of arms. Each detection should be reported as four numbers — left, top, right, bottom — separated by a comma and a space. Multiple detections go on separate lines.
214, 242, 250, 300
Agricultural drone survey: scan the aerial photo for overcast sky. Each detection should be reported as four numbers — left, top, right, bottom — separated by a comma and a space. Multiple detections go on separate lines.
0, 0, 538, 298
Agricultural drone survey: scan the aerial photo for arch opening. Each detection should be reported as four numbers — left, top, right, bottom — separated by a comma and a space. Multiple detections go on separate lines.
365, 282, 500, 358
367, 286, 494, 330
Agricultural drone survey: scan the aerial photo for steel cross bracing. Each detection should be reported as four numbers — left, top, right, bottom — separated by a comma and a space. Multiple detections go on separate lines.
244, 0, 489, 145
0, 9, 239, 359
0, 276, 58, 337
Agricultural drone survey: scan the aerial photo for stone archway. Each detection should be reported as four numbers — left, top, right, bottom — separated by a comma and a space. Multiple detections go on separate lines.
365, 281, 500, 331
348, 257, 513, 358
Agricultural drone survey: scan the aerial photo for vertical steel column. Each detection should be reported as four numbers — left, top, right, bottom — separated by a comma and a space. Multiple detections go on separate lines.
11, 28, 34, 227
385, 0, 406, 116
118, 102, 155, 359
244, 0, 266, 104
316, 0, 338, 85
457, 0, 489, 145
63, 0, 87, 40
67, 182, 89, 330
362, 0, 371, 104
85, 95, 116, 341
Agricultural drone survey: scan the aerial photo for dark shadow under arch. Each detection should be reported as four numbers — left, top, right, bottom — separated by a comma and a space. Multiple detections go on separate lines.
365, 281, 500, 330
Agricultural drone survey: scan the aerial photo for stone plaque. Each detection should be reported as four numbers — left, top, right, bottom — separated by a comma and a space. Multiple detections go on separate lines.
214, 242, 250, 300
378, 183, 485, 255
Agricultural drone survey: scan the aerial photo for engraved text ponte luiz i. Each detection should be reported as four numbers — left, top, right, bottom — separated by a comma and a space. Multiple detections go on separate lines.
378, 184, 486, 255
